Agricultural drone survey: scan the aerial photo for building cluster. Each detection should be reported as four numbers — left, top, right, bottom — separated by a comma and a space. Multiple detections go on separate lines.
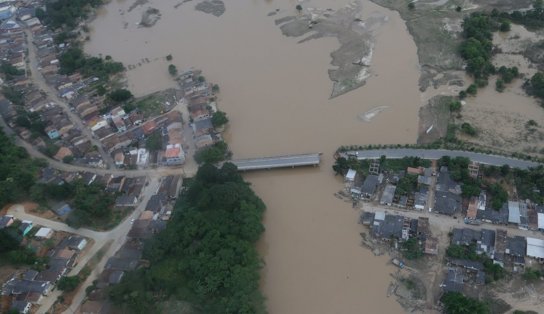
0, 214, 88, 314
360, 212, 439, 256
77, 175, 181, 312
346, 160, 544, 231
0, 1, 111, 167
443, 227, 544, 293
178, 69, 222, 149
38, 167, 148, 219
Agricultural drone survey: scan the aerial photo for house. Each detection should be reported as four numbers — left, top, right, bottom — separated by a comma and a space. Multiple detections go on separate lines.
108, 270, 125, 285
360, 212, 375, 225
115, 195, 138, 207
34, 227, 53, 239
417, 175, 432, 186
407, 166, 424, 175
466, 197, 478, 220
477, 203, 509, 224
145, 194, 167, 213
434, 191, 461, 216
195, 134, 214, 148
163, 144, 185, 165
361, 175, 380, 199
53, 147, 73, 161
443, 268, 464, 292
158, 175, 180, 200
0, 215, 14, 229
506, 236, 526, 258
424, 237, 439, 255
371, 213, 404, 240
380, 184, 396, 206
494, 229, 508, 266
52, 203, 73, 217
526, 237, 544, 260
45, 126, 60, 140
114, 151, 125, 167
112, 116, 126, 133
192, 117, 213, 136
142, 120, 157, 135
2, 277, 51, 298
508, 201, 521, 225
59, 236, 88, 251
10, 300, 32, 314
106, 176, 126, 193
19, 221, 33, 236
345, 169, 356, 182
414, 188, 428, 211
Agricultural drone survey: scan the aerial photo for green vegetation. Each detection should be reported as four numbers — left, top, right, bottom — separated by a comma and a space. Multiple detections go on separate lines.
513, 166, 544, 203
66, 181, 115, 228
211, 110, 229, 128
59, 47, 124, 79
380, 156, 431, 172
41, 0, 103, 30
483, 259, 505, 281
488, 183, 508, 210
504, 1, 544, 30
459, 13, 495, 80
129, 94, 165, 118
460, 122, 477, 136
497, 66, 519, 83
0, 130, 45, 209
57, 276, 81, 292
194, 141, 230, 164
109, 163, 266, 314
449, 100, 462, 112
466, 84, 478, 96
401, 237, 423, 260
296, 4, 302, 12
332, 156, 362, 175
2, 86, 24, 106
0, 229, 44, 266
166, 54, 173, 61
496, 79, 505, 92
108, 89, 133, 102
408, 2, 415, 10
446, 243, 480, 261
526, 72, 544, 103
396, 174, 418, 196
522, 267, 542, 281
145, 131, 163, 152
499, 20, 511, 32
0, 62, 24, 80
15, 110, 46, 136
441, 292, 490, 314
168, 64, 177, 76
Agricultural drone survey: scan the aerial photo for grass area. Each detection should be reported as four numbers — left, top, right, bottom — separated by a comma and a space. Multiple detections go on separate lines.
131, 94, 166, 118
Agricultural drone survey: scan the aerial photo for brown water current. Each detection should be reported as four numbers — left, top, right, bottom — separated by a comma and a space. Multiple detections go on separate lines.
86, 0, 421, 312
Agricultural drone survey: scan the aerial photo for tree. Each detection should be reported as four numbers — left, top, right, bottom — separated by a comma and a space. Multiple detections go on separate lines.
466, 84, 478, 96
450, 101, 462, 111
166, 54, 173, 61
211, 111, 229, 128
110, 163, 266, 313
496, 79, 505, 92
296, 4, 302, 12
402, 238, 423, 260
441, 292, 490, 314
108, 89, 133, 102
145, 131, 162, 152
63, 155, 74, 164
408, 2, 415, 10
57, 276, 81, 292
168, 64, 177, 76
194, 141, 230, 164
500, 21, 511, 32
460, 122, 477, 136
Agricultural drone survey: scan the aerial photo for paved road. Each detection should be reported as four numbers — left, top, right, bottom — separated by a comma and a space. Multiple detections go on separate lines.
7, 177, 162, 314
343, 148, 541, 169
25, 30, 115, 169
232, 153, 321, 171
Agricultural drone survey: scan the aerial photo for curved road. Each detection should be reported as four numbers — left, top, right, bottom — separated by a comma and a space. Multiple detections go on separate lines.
7, 177, 161, 314
342, 148, 542, 169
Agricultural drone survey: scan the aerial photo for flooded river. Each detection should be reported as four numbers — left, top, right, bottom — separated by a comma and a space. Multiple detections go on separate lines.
86, 0, 421, 312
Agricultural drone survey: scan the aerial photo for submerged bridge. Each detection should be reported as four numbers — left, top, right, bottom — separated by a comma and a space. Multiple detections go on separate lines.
231, 153, 322, 171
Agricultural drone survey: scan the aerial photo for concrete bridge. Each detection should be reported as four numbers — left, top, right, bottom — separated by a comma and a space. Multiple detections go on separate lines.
232, 153, 322, 171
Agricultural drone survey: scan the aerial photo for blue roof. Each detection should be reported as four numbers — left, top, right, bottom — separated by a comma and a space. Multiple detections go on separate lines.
54, 204, 73, 217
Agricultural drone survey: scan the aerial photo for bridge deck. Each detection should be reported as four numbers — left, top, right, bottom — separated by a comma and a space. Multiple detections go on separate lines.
232, 153, 321, 171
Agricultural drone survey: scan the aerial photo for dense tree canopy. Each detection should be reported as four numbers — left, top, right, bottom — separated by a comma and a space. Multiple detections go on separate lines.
110, 163, 266, 314
108, 89, 133, 102
42, 0, 103, 30
194, 141, 230, 164
59, 47, 124, 79
441, 292, 490, 314
0, 130, 44, 209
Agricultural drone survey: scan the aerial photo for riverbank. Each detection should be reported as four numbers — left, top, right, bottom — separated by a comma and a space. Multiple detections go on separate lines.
85, 0, 422, 312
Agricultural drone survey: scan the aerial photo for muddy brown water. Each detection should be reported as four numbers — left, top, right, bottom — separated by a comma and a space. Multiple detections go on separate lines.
86, 0, 421, 312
